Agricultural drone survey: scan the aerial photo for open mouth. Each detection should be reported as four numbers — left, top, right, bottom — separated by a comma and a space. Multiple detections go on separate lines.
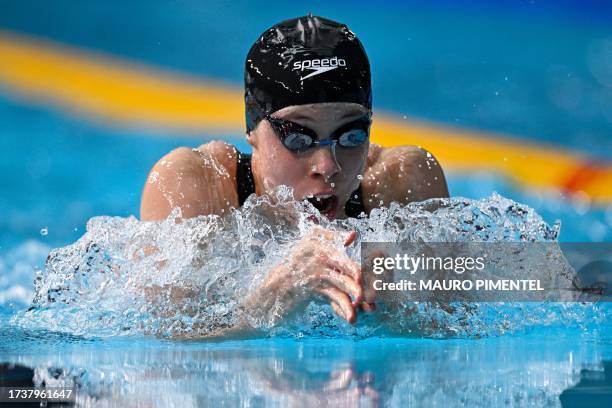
305, 194, 338, 216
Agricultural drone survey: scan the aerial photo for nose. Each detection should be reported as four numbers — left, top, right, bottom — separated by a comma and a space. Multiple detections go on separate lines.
308, 144, 340, 181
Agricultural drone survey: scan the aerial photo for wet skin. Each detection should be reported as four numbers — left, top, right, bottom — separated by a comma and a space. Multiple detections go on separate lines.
140, 102, 449, 326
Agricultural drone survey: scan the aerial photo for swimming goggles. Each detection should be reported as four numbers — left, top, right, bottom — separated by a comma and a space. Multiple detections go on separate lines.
265, 113, 371, 154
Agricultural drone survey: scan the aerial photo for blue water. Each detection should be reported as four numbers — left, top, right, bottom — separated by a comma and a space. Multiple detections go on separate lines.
1, 185, 610, 405
1, 0, 611, 158
1, 92, 610, 252
1, 302, 611, 406
1, 301, 611, 406
1, 1, 611, 406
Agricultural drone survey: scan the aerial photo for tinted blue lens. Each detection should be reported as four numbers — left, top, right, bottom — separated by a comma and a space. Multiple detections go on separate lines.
284, 132, 315, 152
338, 129, 368, 147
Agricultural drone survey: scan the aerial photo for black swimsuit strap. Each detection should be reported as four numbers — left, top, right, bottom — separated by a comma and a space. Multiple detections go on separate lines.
234, 148, 366, 216
344, 186, 366, 218
236, 150, 256, 206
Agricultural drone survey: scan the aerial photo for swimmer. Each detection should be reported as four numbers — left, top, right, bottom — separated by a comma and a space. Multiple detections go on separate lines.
140, 15, 449, 326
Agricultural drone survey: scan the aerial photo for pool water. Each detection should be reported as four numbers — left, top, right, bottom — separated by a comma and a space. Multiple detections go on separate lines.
1, 1, 611, 406
1, 179, 610, 406
1, 313, 611, 407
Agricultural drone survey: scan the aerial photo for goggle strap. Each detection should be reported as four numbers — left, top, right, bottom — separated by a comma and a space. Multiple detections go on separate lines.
329, 141, 342, 171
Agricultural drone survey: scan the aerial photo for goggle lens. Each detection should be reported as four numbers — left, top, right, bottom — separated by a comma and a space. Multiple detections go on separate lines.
267, 114, 371, 153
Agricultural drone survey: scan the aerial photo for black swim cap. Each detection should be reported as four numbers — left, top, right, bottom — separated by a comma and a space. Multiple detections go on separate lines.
244, 15, 372, 133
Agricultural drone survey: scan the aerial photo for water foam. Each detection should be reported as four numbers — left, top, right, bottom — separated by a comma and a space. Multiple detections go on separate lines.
12, 189, 604, 338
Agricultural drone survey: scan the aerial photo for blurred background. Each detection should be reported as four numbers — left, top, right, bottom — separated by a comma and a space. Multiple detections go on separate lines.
1, 0, 611, 253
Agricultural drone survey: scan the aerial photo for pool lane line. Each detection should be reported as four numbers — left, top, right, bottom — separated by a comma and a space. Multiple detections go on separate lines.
372, 116, 612, 204
561, 161, 610, 199
0, 29, 240, 134
0, 29, 610, 204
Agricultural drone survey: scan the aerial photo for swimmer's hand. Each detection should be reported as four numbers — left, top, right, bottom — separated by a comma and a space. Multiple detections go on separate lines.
360, 248, 406, 313
359, 249, 387, 312
246, 228, 363, 324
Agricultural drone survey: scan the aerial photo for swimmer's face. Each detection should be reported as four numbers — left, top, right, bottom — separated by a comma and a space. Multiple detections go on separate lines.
248, 102, 370, 219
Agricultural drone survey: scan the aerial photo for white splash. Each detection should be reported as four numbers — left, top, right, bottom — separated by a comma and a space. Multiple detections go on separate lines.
12, 189, 602, 338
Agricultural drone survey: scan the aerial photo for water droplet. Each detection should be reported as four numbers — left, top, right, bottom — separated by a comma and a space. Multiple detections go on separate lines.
40, 227, 48, 236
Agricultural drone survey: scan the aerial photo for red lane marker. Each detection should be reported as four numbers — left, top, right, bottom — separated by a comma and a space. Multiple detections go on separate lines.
561, 161, 604, 195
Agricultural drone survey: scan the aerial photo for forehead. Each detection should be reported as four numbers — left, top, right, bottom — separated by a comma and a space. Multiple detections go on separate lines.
272, 103, 368, 122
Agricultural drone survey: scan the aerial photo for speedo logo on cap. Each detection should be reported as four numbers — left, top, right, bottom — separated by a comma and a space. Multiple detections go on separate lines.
293, 56, 346, 80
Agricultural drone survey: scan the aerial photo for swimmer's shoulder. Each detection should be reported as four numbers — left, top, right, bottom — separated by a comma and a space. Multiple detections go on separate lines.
140, 141, 239, 221
193, 140, 239, 178
362, 143, 449, 210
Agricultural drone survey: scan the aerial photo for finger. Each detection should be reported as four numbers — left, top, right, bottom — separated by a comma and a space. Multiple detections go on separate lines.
311, 226, 339, 242
363, 279, 378, 303
363, 286, 377, 304
362, 249, 387, 303
363, 249, 387, 272
321, 288, 355, 324
324, 368, 354, 391
331, 301, 346, 321
344, 230, 357, 247
319, 269, 363, 305
323, 253, 362, 284
362, 386, 380, 405
359, 302, 377, 312
364, 248, 387, 262
318, 287, 356, 324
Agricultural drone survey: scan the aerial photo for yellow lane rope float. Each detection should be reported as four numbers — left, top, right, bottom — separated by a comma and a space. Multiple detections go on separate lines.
1, 30, 610, 204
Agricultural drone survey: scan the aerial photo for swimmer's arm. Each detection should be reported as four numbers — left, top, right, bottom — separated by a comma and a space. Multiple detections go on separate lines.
361, 144, 449, 211
150, 229, 362, 339
138, 283, 262, 340
140, 141, 240, 221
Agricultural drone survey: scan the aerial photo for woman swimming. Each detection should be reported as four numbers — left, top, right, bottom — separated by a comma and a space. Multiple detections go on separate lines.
140, 15, 449, 326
